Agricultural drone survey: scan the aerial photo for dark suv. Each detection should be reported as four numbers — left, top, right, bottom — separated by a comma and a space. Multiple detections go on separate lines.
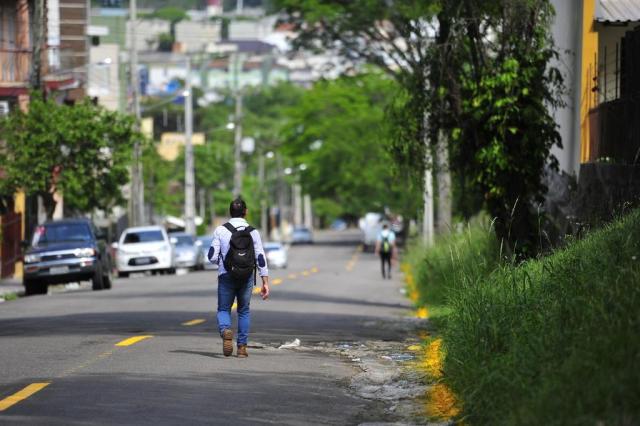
22, 219, 113, 295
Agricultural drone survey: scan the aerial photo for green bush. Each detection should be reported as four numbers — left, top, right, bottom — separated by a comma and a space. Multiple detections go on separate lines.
444, 209, 640, 425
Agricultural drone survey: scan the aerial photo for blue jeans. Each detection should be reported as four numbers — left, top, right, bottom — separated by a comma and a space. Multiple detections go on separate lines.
217, 273, 253, 346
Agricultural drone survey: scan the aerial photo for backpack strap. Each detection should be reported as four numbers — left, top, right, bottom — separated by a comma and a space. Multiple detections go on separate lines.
245, 226, 255, 233
223, 222, 236, 234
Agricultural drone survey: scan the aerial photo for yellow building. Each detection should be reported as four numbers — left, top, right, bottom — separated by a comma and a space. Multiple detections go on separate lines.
158, 133, 206, 161
579, 0, 640, 163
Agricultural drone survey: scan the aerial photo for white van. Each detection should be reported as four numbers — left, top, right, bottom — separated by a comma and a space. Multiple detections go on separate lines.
359, 212, 383, 252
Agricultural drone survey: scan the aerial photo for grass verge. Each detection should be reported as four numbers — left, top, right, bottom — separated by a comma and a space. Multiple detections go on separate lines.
406, 210, 640, 424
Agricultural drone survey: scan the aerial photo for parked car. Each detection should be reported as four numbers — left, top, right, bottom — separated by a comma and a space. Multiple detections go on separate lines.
330, 219, 348, 231
114, 226, 175, 277
197, 235, 218, 270
22, 219, 113, 295
264, 242, 288, 269
171, 232, 203, 270
291, 227, 314, 244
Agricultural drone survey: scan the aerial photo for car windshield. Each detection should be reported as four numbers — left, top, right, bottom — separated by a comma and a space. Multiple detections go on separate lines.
174, 235, 195, 246
264, 244, 282, 252
32, 223, 92, 245
123, 230, 164, 244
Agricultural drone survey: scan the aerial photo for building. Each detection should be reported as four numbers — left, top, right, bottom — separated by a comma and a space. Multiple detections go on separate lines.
175, 20, 221, 53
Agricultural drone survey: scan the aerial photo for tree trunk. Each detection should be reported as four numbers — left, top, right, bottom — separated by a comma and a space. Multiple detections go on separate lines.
435, 129, 452, 234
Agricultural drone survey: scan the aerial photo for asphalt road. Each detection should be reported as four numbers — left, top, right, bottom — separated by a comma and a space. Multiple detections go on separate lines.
0, 230, 412, 426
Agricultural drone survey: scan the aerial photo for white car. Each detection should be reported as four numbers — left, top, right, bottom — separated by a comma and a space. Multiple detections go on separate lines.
114, 226, 175, 277
264, 242, 288, 269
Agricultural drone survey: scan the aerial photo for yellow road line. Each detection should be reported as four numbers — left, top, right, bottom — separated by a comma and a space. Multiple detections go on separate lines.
115, 335, 153, 347
288, 273, 297, 279
272, 278, 283, 285
252, 287, 261, 295
302, 270, 310, 276
231, 302, 237, 310
310, 266, 318, 273
0, 383, 50, 412
182, 319, 206, 326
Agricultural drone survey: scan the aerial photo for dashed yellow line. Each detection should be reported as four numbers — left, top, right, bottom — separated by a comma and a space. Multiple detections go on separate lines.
182, 319, 206, 326
288, 273, 297, 279
115, 335, 153, 347
272, 278, 283, 285
0, 383, 50, 412
310, 266, 318, 273
346, 245, 362, 271
301, 270, 310, 276
252, 287, 261, 295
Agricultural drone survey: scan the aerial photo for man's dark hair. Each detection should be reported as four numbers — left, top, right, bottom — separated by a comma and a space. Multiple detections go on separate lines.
229, 197, 247, 218
383, 224, 389, 229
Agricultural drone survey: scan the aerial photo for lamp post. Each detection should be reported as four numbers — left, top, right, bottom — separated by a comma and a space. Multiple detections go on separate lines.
183, 58, 196, 235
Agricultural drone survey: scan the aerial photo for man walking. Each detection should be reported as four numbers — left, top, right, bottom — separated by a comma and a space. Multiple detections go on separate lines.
375, 223, 396, 279
208, 197, 270, 358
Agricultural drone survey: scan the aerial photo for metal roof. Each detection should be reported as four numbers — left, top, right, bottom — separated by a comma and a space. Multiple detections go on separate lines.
596, 0, 640, 23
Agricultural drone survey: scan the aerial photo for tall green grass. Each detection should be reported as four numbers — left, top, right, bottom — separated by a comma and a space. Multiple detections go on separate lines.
443, 209, 640, 425
406, 217, 501, 313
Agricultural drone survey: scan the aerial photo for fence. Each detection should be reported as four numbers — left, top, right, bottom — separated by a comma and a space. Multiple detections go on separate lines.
1, 211, 22, 279
587, 26, 640, 164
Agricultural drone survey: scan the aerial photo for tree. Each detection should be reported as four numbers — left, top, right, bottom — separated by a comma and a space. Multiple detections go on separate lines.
436, 0, 563, 256
282, 73, 418, 221
278, 0, 564, 255
0, 95, 139, 218
277, 0, 452, 235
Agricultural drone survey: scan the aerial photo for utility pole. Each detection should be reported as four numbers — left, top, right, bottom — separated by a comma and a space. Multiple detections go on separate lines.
258, 152, 268, 234
129, 0, 145, 226
303, 194, 312, 229
422, 108, 434, 247
30, 0, 44, 92
232, 54, 243, 196
293, 183, 302, 227
184, 57, 196, 235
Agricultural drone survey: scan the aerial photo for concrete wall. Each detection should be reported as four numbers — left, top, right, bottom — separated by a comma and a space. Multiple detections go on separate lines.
89, 44, 120, 111
550, 0, 583, 176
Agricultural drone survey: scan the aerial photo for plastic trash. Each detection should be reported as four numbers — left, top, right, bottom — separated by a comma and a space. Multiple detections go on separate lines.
278, 338, 301, 349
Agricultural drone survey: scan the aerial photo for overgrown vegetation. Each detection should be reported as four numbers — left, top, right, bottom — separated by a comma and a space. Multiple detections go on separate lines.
408, 210, 640, 424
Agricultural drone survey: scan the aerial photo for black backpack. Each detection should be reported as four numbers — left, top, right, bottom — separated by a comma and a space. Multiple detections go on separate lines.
223, 223, 256, 285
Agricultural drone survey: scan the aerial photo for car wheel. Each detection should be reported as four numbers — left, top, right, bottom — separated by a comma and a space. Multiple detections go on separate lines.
102, 268, 112, 290
92, 265, 105, 291
24, 279, 47, 296
117, 271, 129, 279
167, 268, 176, 275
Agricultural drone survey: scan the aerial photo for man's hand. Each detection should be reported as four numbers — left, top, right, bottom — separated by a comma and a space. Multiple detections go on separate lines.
260, 276, 270, 300
261, 284, 270, 300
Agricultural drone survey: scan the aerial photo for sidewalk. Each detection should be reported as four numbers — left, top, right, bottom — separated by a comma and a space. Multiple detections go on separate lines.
0, 277, 24, 300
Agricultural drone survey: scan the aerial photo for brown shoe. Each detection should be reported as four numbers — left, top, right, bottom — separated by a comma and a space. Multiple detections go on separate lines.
222, 329, 233, 357
237, 345, 248, 358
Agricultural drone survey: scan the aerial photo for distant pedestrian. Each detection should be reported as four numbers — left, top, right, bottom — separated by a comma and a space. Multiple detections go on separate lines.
375, 224, 396, 279
208, 197, 270, 358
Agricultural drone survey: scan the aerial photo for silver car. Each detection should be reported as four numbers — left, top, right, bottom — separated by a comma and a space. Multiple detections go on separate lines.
171, 233, 204, 270
197, 235, 219, 270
